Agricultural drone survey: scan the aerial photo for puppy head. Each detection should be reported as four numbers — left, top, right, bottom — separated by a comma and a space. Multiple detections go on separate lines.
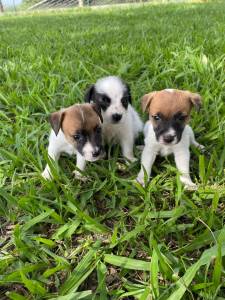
142, 89, 202, 145
49, 103, 103, 162
84, 76, 131, 124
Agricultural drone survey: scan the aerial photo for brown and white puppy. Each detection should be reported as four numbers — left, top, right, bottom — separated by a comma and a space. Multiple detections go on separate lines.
137, 89, 204, 189
42, 103, 104, 180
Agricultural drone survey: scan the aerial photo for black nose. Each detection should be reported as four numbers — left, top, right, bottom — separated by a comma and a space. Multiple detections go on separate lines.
92, 148, 101, 157
163, 134, 175, 143
112, 113, 122, 122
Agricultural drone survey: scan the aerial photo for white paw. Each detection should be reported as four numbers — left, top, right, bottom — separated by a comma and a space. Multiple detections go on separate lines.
73, 170, 87, 182
42, 168, 52, 180
136, 175, 145, 186
125, 156, 138, 163
136, 145, 145, 151
180, 175, 197, 190
198, 144, 205, 152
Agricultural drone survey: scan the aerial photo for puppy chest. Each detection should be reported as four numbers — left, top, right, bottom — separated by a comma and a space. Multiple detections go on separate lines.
102, 124, 121, 143
159, 146, 173, 156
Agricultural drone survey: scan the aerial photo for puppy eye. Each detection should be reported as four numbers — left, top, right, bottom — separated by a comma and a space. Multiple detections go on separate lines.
102, 96, 110, 103
178, 115, 187, 121
74, 134, 81, 141
152, 115, 161, 121
121, 97, 128, 106
95, 126, 101, 133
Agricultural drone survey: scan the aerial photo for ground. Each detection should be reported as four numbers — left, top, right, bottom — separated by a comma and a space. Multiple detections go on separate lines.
0, 2, 225, 299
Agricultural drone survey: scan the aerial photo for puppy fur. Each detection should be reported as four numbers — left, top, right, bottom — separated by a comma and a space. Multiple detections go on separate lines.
84, 76, 143, 162
137, 89, 204, 188
42, 103, 104, 180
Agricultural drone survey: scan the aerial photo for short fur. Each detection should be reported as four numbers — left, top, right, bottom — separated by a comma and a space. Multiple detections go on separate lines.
42, 103, 104, 180
85, 76, 143, 161
137, 89, 204, 189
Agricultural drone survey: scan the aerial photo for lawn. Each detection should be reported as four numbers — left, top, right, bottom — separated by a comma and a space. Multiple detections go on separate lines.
0, 2, 225, 299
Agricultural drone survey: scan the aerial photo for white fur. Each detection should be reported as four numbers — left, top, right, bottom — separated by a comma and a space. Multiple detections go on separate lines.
95, 76, 143, 161
164, 89, 174, 93
137, 122, 204, 189
158, 127, 178, 145
42, 129, 96, 180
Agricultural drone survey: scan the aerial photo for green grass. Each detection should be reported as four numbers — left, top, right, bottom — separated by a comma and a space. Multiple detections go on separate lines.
0, 2, 225, 299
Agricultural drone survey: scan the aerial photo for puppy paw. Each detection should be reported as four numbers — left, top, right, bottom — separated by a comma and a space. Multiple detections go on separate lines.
73, 170, 87, 182
184, 183, 198, 191
180, 176, 197, 190
125, 156, 138, 163
136, 175, 145, 186
42, 168, 52, 180
198, 144, 205, 153
136, 145, 145, 151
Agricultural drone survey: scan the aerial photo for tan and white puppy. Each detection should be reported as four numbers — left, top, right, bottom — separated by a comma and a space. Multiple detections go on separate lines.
42, 103, 104, 180
137, 89, 204, 189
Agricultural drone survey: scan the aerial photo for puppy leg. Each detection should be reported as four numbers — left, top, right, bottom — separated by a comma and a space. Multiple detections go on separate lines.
120, 134, 136, 162
136, 146, 157, 186
174, 149, 197, 189
42, 146, 61, 180
73, 152, 86, 179
189, 127, 205, 151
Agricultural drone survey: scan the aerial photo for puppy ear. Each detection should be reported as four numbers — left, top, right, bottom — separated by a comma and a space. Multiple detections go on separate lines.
125, 83, 132, 103
91, 103, 103, 123
188, 92, 202, 111
84, 84, 96, 103
49, 110, 65, 136
141, 92, 155, 113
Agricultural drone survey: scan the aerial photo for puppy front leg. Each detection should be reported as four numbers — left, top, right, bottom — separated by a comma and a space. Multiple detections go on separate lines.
136, 146, 157, 186
174, 149, 197, 189
42, 147, 61, 180
120, 134, 136, 162
73, 152, 86, 179
189, 127, 205, 151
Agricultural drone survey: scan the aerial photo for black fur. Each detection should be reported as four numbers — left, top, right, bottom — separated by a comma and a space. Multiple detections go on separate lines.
74, 126, 103, 157
153, 112, 187, 143
84, 80, 131, 112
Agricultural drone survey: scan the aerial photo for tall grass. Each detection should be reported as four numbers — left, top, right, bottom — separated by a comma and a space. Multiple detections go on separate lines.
0, 2, 225, 299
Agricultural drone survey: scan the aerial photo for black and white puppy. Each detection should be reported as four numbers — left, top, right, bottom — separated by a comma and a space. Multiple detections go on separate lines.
84, 76, 143, 162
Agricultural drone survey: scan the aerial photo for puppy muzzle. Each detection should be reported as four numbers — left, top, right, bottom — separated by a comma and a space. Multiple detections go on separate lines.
111, 113, 122, 123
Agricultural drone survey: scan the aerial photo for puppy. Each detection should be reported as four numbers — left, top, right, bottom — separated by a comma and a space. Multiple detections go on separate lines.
84, 76, 143, 162
136, 89, 204, 189
42, 103, 104, 180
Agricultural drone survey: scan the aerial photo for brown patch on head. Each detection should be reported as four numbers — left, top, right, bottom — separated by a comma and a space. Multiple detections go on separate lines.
61, 104, 101, 143
142, 89, 202, 123
49, 103, 102, 144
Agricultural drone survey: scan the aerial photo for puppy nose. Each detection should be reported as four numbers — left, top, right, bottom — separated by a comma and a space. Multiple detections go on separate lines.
163, 134, 175, 143
112, 113, 122, 122
92, 148, 101, 157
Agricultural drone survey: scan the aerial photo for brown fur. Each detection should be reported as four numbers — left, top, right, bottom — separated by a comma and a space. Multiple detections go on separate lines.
50, 103, 102, 144
141, 89, 202, 122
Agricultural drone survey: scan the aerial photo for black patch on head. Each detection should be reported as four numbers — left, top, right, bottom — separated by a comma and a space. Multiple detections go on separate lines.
74, 126, 103, 157
73, 130, 87, 156
120, 83, 132, 109
90, 125, 103, 153
84, 84, 111, 112
84, 85, 97, 103
98, 94, 111, 111
152, 112, 187, 143
124, 83, 132, 104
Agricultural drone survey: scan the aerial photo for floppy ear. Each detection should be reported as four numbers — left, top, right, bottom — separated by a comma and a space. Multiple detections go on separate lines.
124, 83, 132, 103
188, 92, 202, 111
49, 110, 65, 136
141, 92, 156, 113
84, 84, 96, 103
91, 103, 103, 123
